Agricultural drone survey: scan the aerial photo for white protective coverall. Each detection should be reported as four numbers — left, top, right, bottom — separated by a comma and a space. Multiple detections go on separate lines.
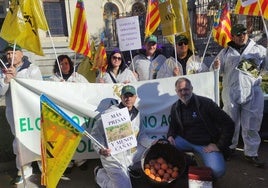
0, 59, 43, 176
212, 39, 266, 157
156, 55, 208, 78
131, 50, 166, 80
91, 104, 151, 188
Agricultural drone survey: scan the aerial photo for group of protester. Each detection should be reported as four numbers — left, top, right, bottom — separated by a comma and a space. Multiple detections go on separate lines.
0, 23, 267, 187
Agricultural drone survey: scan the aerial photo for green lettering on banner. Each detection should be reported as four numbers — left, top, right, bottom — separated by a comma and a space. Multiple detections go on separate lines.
160, 114, 170, 127
76, 139, 95, 153
83, 117, 97, 129
19, 118, 27, 132
72, 116, 80, 125
35, 118, 41, 130
143, 116, 157, 128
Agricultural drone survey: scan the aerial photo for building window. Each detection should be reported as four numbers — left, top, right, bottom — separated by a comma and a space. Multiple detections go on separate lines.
43, 0, 68, 36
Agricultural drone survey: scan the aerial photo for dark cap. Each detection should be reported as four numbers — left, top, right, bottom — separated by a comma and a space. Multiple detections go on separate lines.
121, 85, 136, 96
231, 24, 247, 35
4, 43, 22, 52
175, 34, 189, 43
145, 35, 157, 44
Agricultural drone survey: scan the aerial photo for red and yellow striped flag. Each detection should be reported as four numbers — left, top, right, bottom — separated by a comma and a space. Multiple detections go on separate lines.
69, 0, 91, 58
40, 94, 84, 188
234, 0, 268, 19
144, 0, 160, 37
212, 4, 231, 48
91, 42, 107, 74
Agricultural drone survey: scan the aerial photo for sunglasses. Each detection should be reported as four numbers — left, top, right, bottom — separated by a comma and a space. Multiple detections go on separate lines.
236, 31, 247, 37
177, 41, 188, 46
112, 56, 122, 61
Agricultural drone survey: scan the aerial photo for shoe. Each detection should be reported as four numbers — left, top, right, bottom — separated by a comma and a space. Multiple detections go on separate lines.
10, 173, 31, 185
94, 165, 102, 177
244, 156, 265, 167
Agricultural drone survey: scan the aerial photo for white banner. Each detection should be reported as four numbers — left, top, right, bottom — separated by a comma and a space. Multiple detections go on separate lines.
11, 72, 217, 166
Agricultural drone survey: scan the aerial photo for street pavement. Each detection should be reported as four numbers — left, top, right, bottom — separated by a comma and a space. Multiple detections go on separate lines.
0, 139, 268, 188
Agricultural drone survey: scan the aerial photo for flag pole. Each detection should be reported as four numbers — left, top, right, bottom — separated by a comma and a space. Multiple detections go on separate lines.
201, 26, 213, 64
83, 130, 127, 170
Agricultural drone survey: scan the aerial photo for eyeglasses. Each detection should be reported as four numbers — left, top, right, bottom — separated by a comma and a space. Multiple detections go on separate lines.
177, 41, 188, 46
112, 56, 122, 61
236, 31, 247, 37
177, 88, 190, 93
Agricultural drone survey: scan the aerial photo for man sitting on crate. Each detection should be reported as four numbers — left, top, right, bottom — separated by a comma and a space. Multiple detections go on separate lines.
167, 77, 235, 179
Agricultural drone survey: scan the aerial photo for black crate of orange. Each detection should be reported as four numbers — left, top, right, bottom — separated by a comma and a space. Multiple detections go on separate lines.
141, 139, 186, 185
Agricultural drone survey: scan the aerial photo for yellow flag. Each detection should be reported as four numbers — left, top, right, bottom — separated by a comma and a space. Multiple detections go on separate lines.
158, 0, 187, 36
0, 0, 49, 56
91, 42, 107, 73
40, 95, 83, 188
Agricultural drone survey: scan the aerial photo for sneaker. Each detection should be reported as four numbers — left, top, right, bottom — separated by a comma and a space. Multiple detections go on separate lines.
10, 173, 32, 185
244, 156, 265, 167
94, 165, 102, 177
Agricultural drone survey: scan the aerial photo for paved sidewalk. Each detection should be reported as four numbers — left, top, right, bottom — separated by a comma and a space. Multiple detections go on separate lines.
1, 140, 268, 188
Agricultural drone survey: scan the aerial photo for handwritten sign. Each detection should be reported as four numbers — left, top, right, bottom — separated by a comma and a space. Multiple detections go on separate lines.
101, 107, 137, 155
116, 16, 142, 51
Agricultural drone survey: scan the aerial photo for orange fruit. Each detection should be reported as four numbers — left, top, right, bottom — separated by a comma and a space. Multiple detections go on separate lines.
171, 171, 178, 179
166, 168, 173, 174
163, 172, 170, 180
154, 163, 161, 170
144, 168, 150, 176
173, 166, 179, 171
155, 176, 162, 182
144, 164, 150, 169
157, 157, 165, 164
149, 173, 155, 180
150, 168, 156, 175
161, 163, 168, 170
158, 169, 165, 177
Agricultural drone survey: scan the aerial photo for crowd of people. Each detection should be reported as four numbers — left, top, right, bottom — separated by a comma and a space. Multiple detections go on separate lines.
0, 23, 267, 187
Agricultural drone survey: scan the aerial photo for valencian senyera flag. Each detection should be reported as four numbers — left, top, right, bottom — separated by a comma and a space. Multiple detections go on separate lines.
40, 94, 84, 188
91, 42, 107, 74
69, 0, 91, 58
144, 0, 161, 37
212, 3, 231, 48
0, 0, 49, 56
234, 0, 268, 20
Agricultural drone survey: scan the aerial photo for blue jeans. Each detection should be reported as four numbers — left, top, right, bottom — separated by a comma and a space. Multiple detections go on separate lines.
174, 136, 226, 178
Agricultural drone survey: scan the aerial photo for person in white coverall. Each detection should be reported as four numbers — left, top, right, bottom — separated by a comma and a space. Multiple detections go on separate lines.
92, 85, 150, 188
211, 24, 266, 167
130, 35, 166, 80
49, 54, 88, 83
0, 44, 43, 184
157, 34, 208, 78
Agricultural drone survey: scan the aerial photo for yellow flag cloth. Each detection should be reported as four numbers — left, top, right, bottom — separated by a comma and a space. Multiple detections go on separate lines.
158, 0, 187, 36
40, 95, 83, 188
0, 0, 49, 56
91, 42, 107, 74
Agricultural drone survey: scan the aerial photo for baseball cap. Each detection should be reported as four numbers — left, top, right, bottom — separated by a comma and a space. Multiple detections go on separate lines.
145, 35, 157, 44
175, 34, 189, 43
4, 43, 22, 52
121, 85, 136, 95
231, 24, 247, 35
